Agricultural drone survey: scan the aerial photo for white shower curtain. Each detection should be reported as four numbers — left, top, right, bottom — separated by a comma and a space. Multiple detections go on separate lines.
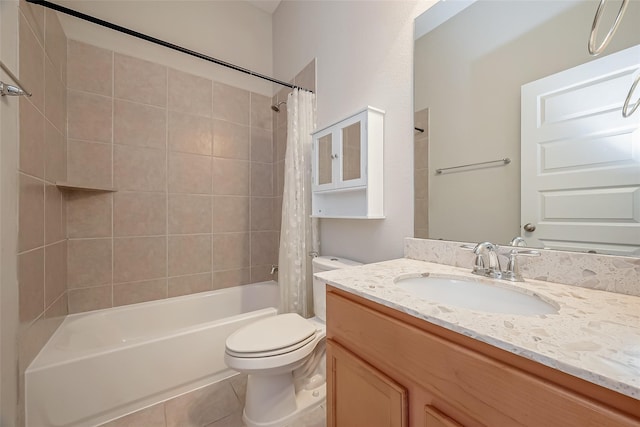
278, 89, 319, 317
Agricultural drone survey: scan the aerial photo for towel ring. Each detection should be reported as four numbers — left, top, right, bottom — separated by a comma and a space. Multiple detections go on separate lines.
588, 0, 629, 56
622, 72, 640, 118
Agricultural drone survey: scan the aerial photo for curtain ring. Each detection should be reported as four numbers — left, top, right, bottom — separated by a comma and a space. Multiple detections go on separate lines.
622, 72, 640, 118
588, 0, 629, 56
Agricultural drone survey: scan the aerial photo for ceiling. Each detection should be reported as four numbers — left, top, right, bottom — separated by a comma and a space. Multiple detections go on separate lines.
246, 0, 282, 14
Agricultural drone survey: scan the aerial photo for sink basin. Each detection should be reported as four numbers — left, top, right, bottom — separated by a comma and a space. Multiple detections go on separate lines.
395, 275, 558, 316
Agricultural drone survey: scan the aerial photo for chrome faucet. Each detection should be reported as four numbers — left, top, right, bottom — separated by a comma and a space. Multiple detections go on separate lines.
472, 242, 502, 279
467, 240, 540, 282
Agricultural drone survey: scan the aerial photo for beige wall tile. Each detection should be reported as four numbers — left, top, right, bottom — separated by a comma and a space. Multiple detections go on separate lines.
19, 173, 44, 252
250, 231, 278, 267
114, 100, 166, 149
68, 90, 112, 143
114, 192, 166, 237
415, 197, 428, 232
211, 196, 249, 233
169, 111, 212, 155
250, 197, 273, 231
276, 160, 285, 197
99, 402, 165, 427
19, 13, 45, 112
213, 82, 249, 126
68, 285, 111, 314
414, 168, 428, 200
114, 145, 166, 192
168, 235, 211, 277
273, 196, 282, 230
168, 68, 212, 117
44, 121, 66, 183
67, 140, 112, 189
67, 238, 112, 289
165, 380, 240, 427
67, 39, 112, 96
211, 269, 250, 290
212, 233, 249, 270
44, 241, 66, 308
45, 184, 63, 244
66, 192, 112, 238
169, 194, 211, 235
168, 272, 212, 297
19, 98, 45, 178
18, 248, 44, 323
250, 162, 273, 196
113, 278, 167, 307
212, 119, 249, 160
45, 292, 68, 319
114, 53, 167, 107
250, 93, 272, 130
250, 266, 273, 284
169, 152, 211, 194
415, 139, 428, 170
250, 127, 272, 164
276, 126, 287, 162
114, 236, 166, 283
212, 158, 249, 196
44, 9, 66, 82
294, 58, 316, 93
19, 0, 45, 45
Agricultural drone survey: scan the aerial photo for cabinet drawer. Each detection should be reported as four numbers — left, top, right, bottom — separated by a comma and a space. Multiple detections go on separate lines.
327, 289, 639, 427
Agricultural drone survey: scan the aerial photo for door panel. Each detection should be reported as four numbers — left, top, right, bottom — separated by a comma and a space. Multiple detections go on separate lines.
521, 44, 640, 255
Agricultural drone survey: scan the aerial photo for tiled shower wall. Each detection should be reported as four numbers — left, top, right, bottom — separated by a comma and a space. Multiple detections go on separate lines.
414, 108, 429, 238
17, 0, 68, 371
65, 40, 280, 313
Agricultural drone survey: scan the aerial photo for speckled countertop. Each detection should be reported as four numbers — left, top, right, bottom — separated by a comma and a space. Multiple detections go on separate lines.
315, 258, 640, 400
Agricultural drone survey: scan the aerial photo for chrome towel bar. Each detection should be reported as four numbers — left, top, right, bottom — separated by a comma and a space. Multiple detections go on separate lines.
435, 157, 510, 175
0, 60, 32, 97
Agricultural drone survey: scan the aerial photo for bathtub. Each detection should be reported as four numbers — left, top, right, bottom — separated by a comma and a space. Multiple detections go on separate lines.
25, 281, 279, 427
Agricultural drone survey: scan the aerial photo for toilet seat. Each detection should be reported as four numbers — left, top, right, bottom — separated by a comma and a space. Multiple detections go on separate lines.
226, 313, 318, 358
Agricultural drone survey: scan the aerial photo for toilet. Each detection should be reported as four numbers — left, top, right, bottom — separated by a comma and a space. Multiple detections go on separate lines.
224, 256, 361, 427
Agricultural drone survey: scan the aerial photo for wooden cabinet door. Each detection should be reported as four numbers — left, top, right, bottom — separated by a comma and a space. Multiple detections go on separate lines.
327, 339, 408, 427
424, 405, 464, 427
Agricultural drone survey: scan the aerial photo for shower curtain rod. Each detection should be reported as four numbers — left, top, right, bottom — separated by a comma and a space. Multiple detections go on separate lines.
25, 0, 313, 93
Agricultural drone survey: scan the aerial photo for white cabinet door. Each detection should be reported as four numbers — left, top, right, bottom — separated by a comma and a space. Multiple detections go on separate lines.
312, 112, 367, 191
521, 44, 640, 256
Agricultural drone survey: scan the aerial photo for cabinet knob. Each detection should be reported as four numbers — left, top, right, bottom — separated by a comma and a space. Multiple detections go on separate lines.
331, 154, 339, 159
523, 223, 536, 232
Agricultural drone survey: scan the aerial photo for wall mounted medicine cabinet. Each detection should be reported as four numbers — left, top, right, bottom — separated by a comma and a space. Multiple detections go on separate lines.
311, 106, 384, 219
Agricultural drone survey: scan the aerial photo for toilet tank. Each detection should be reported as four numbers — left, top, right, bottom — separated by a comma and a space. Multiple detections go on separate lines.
312, 256, 362, 322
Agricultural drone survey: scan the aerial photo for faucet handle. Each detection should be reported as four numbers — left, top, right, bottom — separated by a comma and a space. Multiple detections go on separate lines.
503, 249, 540, 281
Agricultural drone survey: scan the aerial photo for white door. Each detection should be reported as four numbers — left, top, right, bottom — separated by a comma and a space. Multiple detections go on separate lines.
521, 44, 640, 256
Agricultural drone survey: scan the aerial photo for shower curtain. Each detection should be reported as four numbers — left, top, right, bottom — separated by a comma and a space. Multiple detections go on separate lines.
278, 89, 319, 317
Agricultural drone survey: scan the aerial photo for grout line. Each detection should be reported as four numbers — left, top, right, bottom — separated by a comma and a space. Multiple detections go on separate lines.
110, 49, 115, 309
165, 66, 170, 299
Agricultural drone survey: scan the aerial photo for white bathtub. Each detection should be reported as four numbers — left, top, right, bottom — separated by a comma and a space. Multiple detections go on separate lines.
25, 281, 279, 427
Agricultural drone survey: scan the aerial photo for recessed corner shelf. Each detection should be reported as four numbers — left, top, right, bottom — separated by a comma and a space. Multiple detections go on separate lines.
55, 182, 117, 192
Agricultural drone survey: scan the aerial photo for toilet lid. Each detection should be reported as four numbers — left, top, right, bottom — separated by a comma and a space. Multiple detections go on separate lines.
226, 313, 317, 356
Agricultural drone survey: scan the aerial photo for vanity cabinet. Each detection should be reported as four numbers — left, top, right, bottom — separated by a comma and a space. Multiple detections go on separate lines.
311, 107, 384, 218
326, 286, 640, 427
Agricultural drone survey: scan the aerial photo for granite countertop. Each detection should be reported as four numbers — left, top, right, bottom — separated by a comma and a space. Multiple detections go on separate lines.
315, 258, 640, 400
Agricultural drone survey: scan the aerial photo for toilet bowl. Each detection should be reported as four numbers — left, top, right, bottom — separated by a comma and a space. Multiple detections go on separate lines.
224, 256, 361, 427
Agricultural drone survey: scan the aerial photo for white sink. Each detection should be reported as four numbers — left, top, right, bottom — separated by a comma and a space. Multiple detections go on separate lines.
395, 275, 558, 316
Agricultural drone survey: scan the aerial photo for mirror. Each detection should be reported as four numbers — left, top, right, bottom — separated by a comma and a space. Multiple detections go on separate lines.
414, 0, 640, 256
